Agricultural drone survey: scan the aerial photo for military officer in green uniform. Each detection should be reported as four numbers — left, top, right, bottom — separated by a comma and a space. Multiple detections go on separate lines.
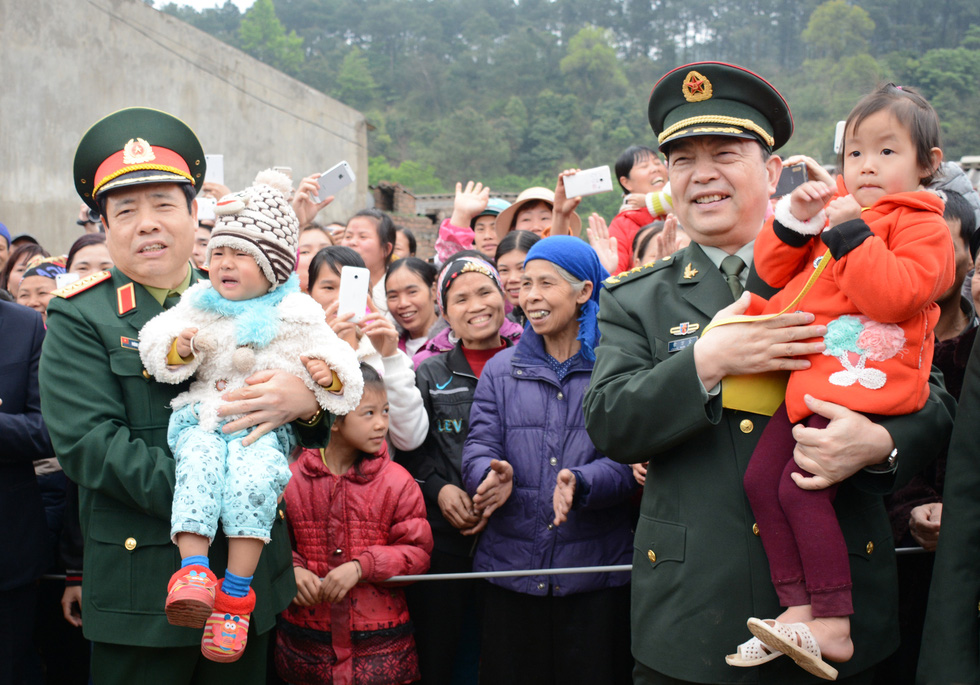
917, 332, 980, 684
39, 108, 328, 684
583, 63, 955, 684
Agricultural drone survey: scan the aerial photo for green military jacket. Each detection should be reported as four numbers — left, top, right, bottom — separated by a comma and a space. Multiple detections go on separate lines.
918, 333, 980, 685
583, 242, 954, 683
39, 266, 323, 648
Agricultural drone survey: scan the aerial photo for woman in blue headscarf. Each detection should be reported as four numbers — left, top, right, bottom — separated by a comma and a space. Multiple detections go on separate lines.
461, 236, 636, 685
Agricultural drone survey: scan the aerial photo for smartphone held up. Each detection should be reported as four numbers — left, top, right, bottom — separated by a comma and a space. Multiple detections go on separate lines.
311, 161, 356, 203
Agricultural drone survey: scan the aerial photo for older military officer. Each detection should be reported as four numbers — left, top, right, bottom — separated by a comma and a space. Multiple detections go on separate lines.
583, 63, 954, 684
39, 108, 328, 684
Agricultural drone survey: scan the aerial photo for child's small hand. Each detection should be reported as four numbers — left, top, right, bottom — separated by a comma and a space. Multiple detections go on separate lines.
788, 181, 833, 222
302, 356, 335, 389
320, 561, 361, 603
292, 566, 322, 607
826, 195, 863, 228
176, 328, 198, 358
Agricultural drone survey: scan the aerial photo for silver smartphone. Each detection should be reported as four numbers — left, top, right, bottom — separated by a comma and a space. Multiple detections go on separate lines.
312, 161, 355, 203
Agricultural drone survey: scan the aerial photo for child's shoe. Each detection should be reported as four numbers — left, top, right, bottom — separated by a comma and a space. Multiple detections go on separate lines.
201, 582, 255, 663
165, 565, 217, 628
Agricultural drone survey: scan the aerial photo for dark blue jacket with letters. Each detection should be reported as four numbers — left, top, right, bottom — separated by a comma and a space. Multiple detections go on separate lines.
396, 338, 514, 556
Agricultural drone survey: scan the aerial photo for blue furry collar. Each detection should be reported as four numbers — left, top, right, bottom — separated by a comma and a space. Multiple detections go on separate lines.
188, 274, 299, 348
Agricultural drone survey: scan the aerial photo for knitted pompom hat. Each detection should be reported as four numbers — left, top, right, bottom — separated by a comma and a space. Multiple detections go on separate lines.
207, 169, 299, 291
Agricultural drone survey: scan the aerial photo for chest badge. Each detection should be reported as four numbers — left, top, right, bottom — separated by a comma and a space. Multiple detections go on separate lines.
683, 263, 698, 279
669, 322, 700, 336
120, 336, 139, 351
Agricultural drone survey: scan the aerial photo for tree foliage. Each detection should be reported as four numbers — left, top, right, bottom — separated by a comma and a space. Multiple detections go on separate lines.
160, 0, 980, 202
801, 0, 875, 61
238, 0, 304, 76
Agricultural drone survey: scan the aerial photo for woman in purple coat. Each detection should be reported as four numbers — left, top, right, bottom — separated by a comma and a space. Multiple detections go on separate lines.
462, 236, 636, 685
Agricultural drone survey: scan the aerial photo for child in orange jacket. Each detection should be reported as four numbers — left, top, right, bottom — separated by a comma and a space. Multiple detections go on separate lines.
726, 84, 954, 679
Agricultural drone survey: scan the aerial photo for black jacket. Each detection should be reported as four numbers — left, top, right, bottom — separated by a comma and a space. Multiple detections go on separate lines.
0, 301, 52, 590
396, 341, 511, 556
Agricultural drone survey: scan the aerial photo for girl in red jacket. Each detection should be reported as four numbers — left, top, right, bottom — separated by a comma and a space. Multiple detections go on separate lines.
275, 364, 433, 685
726, 84, 954, 679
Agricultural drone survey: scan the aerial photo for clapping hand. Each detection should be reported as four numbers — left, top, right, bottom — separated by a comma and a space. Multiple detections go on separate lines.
473, 459, 514, 519
552, 469, 577, 526
586, 213, 619, 275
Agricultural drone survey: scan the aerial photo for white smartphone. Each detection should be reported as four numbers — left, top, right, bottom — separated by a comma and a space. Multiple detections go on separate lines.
204, 154, 224, 185
197, 196, 217, 222
56, 272, 80, 289
312, 161, 355, 203
833, 120, 847, 155
337, 266, 370, 323
563, 165, 614, 198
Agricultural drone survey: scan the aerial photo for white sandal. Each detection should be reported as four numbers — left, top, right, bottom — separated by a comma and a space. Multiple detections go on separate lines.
725, 635, 782, 667
746, 617, 839, 681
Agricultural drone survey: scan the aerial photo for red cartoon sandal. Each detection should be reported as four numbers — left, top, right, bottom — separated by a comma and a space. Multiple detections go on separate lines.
201, 582, 255, 663
165, 565, 217, 628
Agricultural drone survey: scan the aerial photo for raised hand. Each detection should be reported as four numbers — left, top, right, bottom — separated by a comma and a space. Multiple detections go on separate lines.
586, 213, 619, 275
293, 173, 335, 227
450, 181, 491, 228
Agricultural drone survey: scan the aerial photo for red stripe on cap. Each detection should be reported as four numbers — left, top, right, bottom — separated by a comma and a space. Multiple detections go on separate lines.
94, 146, 192, 195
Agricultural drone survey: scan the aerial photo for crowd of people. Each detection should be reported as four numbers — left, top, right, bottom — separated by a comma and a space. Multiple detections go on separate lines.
4, 59, 980, 685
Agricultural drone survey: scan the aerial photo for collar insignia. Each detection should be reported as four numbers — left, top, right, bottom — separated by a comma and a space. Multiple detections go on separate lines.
682, 70, 712, 103
684, 263, 698, 279
122, 138, 155, 165
669, 322, 700, 336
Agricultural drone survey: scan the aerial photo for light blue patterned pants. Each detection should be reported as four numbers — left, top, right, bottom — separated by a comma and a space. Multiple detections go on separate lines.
168, 404, 293, 543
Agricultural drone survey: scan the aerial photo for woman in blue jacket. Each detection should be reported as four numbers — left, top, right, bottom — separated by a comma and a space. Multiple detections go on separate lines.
462, 236, 636, 685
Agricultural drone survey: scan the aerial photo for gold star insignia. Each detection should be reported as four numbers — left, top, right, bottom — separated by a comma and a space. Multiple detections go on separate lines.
682, 70, 713, 103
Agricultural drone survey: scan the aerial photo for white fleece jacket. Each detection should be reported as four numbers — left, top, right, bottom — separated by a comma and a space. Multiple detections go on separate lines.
140, 282, 363, 432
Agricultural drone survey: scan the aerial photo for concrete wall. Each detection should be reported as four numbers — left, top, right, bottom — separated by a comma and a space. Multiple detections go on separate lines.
0, 0, 368, 254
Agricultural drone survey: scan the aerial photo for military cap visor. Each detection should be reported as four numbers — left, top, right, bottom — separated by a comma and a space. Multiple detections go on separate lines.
74, 107, 206, 211
649, 62, 793, 152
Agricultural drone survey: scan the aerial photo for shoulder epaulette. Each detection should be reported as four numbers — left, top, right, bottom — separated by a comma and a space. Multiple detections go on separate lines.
52, 270, 112, 299
604, 254, 676, 288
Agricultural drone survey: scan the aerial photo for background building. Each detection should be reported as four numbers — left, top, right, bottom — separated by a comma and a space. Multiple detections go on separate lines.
0, 0, 367, 253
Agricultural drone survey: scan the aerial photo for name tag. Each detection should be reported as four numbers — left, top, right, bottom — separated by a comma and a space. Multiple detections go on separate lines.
120, 336, 140, 351
668, 336, 697, 353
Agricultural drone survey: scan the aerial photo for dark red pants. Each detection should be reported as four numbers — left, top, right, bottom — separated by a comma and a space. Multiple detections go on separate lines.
743, 403, 853, 617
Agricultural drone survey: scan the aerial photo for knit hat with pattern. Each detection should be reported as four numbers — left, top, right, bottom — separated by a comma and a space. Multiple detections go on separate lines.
207, 169, 299, 292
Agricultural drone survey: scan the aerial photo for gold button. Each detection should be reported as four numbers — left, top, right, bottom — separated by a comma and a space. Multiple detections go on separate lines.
647, 550, 657, 564
752, 523, 760, 536
142, 369, 151, 380
866, 541, 874, 555
278, 509, 285, 521
124, 537, 137, 551
740, 419, 754, 433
